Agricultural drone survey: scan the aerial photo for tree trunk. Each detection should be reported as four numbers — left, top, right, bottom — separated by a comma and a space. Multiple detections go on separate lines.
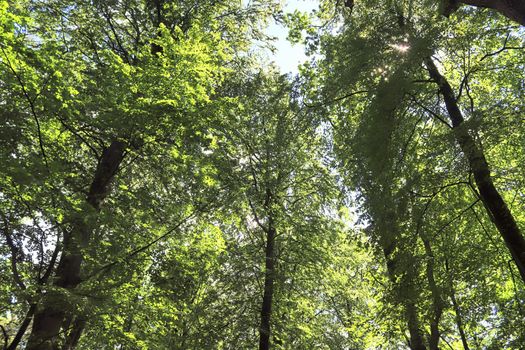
26, 140, 126, 350
376, 196, 427, 350
443, 0, 525, 25
445, 259, 470, 350
258, 217, 276, 350
62, 317, 86, 350
425, 57, 525, 284
421, 238, 444, 350
405, 300, 427, 350
382, 241, 427, 350
6, 304, 36, 350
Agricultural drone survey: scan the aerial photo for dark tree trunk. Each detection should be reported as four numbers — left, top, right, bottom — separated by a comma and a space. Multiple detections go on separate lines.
382, 241, 427, 350
443, 0, 525, 25
405, 300, 427, 350
425, 57, 525, 284
26, 140, 126, 350
259, 218, 276, 350
376, 195, 427, 350
421, 238, 444, 350
445, 259, 470, 350
451, 292, 470, 350
62, 317, 86, 350
6, 304, 36, 350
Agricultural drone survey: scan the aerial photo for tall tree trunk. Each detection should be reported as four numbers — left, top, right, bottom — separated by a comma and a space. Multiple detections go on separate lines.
445, 259, 470, 350
62, 317, 86, 350
420, 237, 444, 350
382, 242, 427, 350
6, 304, 36, 350
26, 140, 126, 350
376, 193, 427, 350
259, 216, 276, 350
424, 57, 525, 284
405, 300, 427, 350
442, 0, 525, 25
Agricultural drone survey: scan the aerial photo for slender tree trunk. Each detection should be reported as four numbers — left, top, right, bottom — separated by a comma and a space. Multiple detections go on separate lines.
405, 300, 427, 350
396, 264, 426, 350
451, 293, 470, 350
62, 317, 86, 350
259, 217, 276, 350
377, 196, 426, 350
382, 241, 427, 350
425, 57, 525, 284
445, 259, 470, 350
26, 140, 126, 350
443, 0, 525, 25
420, 238, 444, 350
6, 303, 36, 350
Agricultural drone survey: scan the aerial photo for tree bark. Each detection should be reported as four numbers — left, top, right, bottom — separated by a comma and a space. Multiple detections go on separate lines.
445, 259, 470, 350
375, 198, 427, 350
26, 140, 126, 350
443, 0, 525, 26
424, 57, 525, 284
62, 317, 86, 350
391, 257, 426, 350
421, 238, 444, 350
258, 218, 276, 350
382, 241, 427, 350
405, 300, 427, 350
6, 304, 36, 350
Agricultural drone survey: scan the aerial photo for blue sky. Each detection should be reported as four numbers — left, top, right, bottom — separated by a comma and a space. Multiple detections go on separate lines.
265, 0, 318, 74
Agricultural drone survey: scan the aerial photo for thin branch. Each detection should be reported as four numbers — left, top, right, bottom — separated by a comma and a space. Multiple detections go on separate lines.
409, 94, 453, 128
303, 90, 369, 108
457, 69, 472, 103
464, 79, 475, 114
101, 8, 131, 63
432, 199, 480, 238
0, 46, 49, 166
410, 181, 469, 199
248, 198, 268, 233
395, 109, 423, 170
56, 115, 100, 158
479, 33, 524, 62
248, 156, 260, 193
469, 204, 500, 253
439, 334, 455, 350
39, 232, 61, 284
6, 304, 36, 350
1, 325, 7, 350
83, 206, 205, 282
507, 260, 525, 312
0, 215, 27, 291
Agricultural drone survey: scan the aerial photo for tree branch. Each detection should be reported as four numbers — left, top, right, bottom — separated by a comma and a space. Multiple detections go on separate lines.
0, 47, 48, 166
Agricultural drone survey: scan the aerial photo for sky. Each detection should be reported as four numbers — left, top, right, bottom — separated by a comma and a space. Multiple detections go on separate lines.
264, 0, 319, 74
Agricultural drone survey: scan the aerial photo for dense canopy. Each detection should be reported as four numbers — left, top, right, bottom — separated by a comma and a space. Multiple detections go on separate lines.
1, 0, 525, 349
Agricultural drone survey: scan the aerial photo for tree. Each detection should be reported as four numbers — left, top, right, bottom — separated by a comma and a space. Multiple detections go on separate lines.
441, 0, 525, 25
308, 0, 525, 347
218, 71, 353, 349
3, 0, 525, 348
0, 0, 280, 348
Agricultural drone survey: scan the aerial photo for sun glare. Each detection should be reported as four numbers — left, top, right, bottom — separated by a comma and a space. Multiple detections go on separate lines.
390, 42, 410, 53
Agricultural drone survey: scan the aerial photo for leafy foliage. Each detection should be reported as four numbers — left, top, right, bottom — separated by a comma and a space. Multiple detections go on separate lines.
1, 0, 525, 349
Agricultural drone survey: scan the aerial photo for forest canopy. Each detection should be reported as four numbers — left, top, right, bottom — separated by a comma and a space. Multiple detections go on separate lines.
1, 0, 525, 349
